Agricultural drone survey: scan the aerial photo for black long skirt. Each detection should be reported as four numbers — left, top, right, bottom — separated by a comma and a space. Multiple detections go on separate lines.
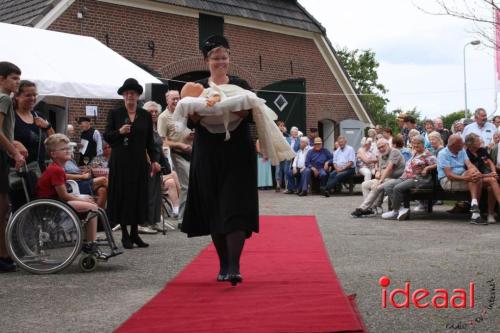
181, 120, 259, 238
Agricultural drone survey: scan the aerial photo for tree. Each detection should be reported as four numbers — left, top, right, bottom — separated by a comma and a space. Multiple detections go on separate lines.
335, 48, 392, 127
416, 0, 498, 49
441, 110, 467, 130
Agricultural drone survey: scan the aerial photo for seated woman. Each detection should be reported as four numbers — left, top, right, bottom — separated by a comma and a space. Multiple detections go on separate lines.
64, 151, 108, 209
465, 133, 500, 224
357, 137, 378, 184
36, 134, 105, 259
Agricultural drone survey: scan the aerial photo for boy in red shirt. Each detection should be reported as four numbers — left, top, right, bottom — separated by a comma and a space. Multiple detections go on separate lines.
37, 133, 105, 258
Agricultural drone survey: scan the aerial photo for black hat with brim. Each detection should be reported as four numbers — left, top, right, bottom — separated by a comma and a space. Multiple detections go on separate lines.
117, 78, 143, 95
201, 35, 230, 57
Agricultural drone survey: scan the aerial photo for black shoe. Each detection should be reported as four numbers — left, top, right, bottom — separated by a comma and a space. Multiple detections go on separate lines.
82, 242, 109, 260
131, 235, 149, 248
351, 208, 364, 218
0, 258, 16, 273
121, 236, 133, 249
227, 273, 243, 286
298, 191, 307, 197
322, 190, 330, 197
361, 208, 375, 216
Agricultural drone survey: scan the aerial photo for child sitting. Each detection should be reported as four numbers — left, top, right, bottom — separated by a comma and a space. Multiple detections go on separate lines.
36, 134, 106, 259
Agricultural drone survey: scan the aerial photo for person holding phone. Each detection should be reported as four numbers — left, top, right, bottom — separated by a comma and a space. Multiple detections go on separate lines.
104, 78, 161, 249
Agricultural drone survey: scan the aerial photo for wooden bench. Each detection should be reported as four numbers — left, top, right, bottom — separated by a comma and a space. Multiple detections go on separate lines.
398, 171, 491, 218
310, 172, 364, 195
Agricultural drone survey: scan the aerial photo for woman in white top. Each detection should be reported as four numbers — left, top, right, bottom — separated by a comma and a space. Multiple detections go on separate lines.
357, 137, 378, 184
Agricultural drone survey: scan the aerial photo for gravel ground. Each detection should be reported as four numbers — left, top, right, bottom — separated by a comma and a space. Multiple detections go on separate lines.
1, 189, 499, 333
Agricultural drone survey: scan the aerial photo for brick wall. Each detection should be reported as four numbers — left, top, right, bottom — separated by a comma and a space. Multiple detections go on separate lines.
48, 0, 358, 137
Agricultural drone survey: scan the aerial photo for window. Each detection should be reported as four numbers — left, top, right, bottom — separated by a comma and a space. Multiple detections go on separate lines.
199, 14, 224, 49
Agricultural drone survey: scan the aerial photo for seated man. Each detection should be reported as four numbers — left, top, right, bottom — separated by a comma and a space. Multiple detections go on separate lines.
64, 151, 108, 209
351, 138, 405, 217
322, 136, 356, 197
302, 137, 332, 194
437, 134, 484, 223
285, 137, 311, 196
382, 135, 437, 220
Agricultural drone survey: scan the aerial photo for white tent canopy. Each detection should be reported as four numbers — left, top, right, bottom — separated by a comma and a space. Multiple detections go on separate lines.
0, 22, 162, 99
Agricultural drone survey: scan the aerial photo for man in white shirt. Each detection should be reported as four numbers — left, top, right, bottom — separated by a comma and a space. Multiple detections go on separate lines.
284, 137, 311, 196
322, 136, 356, 197
462, 108, 496, 148
157, 90, 193, 223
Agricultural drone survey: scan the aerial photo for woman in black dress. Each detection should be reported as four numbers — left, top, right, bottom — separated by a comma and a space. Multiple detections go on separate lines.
104, 78, 161, 249
181, 35, 259, 286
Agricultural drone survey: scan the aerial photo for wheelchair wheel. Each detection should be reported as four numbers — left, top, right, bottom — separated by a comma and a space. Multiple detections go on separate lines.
6, 199, 83, 274
160, 197, 176, 231
79, 255, 97, 273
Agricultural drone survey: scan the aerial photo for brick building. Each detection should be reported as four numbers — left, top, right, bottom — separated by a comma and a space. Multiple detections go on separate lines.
0, 0, 372, 147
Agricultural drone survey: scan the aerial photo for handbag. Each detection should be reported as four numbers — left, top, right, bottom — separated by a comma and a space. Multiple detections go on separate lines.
8, 117, 43, 191
415, 174, 433, 189
8, 161, 42, 190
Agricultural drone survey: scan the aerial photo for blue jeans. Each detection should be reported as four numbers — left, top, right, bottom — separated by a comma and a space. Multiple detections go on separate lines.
325, 168, 355, 191
275, 160, 288, 187
303, 167, 329, 190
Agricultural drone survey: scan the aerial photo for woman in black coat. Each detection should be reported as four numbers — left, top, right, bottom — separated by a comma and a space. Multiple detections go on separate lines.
181, 36, 259, 286
104, 78, 161, 249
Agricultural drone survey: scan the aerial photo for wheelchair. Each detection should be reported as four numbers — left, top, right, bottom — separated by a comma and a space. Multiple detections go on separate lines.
5, 168, 123, 274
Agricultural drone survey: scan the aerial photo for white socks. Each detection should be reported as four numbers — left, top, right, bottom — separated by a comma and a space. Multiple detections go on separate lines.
471, 199, 478, 206
173, 206, 179, 215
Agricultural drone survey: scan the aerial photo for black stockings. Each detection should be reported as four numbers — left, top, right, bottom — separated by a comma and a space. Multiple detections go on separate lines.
212, 231, 246, 275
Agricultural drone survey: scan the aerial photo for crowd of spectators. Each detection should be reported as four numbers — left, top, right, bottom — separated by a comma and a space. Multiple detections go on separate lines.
264, 108, 500, 225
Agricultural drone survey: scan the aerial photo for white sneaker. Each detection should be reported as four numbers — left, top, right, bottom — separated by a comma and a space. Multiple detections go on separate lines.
382, 210, 398, 219
397, 208, 410, 221
487, 215, 496, 224
413, 204, 426, 212
138, 225, 158, 234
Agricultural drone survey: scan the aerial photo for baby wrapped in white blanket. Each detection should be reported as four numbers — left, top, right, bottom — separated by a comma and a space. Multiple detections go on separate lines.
173, 82, 295, 165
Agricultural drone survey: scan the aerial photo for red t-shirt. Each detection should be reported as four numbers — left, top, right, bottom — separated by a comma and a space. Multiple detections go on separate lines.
36, 163, 66, 199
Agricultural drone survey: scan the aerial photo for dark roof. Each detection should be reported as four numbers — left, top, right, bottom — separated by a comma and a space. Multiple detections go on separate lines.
0, 0, 61, 26
154, 0, 325, 33
0, 0, 325, 33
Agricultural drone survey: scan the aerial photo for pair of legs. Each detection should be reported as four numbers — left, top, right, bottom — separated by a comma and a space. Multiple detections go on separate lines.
67, 200, 98, 242
324, 168, 356, 192
302, 167, 328, 191
358, 167, 373, 184
162, 172, 180, 212
0, 193, 10, 260
91, 177, 108, 209
211, 230, 246, 277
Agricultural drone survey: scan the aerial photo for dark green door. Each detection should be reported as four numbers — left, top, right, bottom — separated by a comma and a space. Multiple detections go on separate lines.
257, 79, 306, 133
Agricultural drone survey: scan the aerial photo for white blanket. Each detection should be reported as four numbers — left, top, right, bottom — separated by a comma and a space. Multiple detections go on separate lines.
173, 83, 295, 165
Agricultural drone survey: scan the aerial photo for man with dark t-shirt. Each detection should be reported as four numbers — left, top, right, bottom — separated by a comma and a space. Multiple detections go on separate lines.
77, 116, 103, 166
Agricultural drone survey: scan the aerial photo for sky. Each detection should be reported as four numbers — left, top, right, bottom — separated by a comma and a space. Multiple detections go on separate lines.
298, 0, 497, 119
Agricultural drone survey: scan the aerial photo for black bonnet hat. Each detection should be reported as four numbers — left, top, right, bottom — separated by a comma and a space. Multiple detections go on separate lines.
117, 78, 143, 95
201, 35, 230, 57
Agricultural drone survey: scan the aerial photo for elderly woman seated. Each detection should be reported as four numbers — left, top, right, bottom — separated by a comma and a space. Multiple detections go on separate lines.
465, 133, 500, 224
381, 135, 437, 221
64, 150, 108, 209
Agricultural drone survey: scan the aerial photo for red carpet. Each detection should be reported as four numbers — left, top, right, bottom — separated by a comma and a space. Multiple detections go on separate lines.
116, 216, 366, 333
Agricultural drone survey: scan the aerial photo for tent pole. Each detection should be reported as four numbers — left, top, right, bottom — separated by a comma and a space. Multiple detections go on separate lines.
64, 97, 69, 134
